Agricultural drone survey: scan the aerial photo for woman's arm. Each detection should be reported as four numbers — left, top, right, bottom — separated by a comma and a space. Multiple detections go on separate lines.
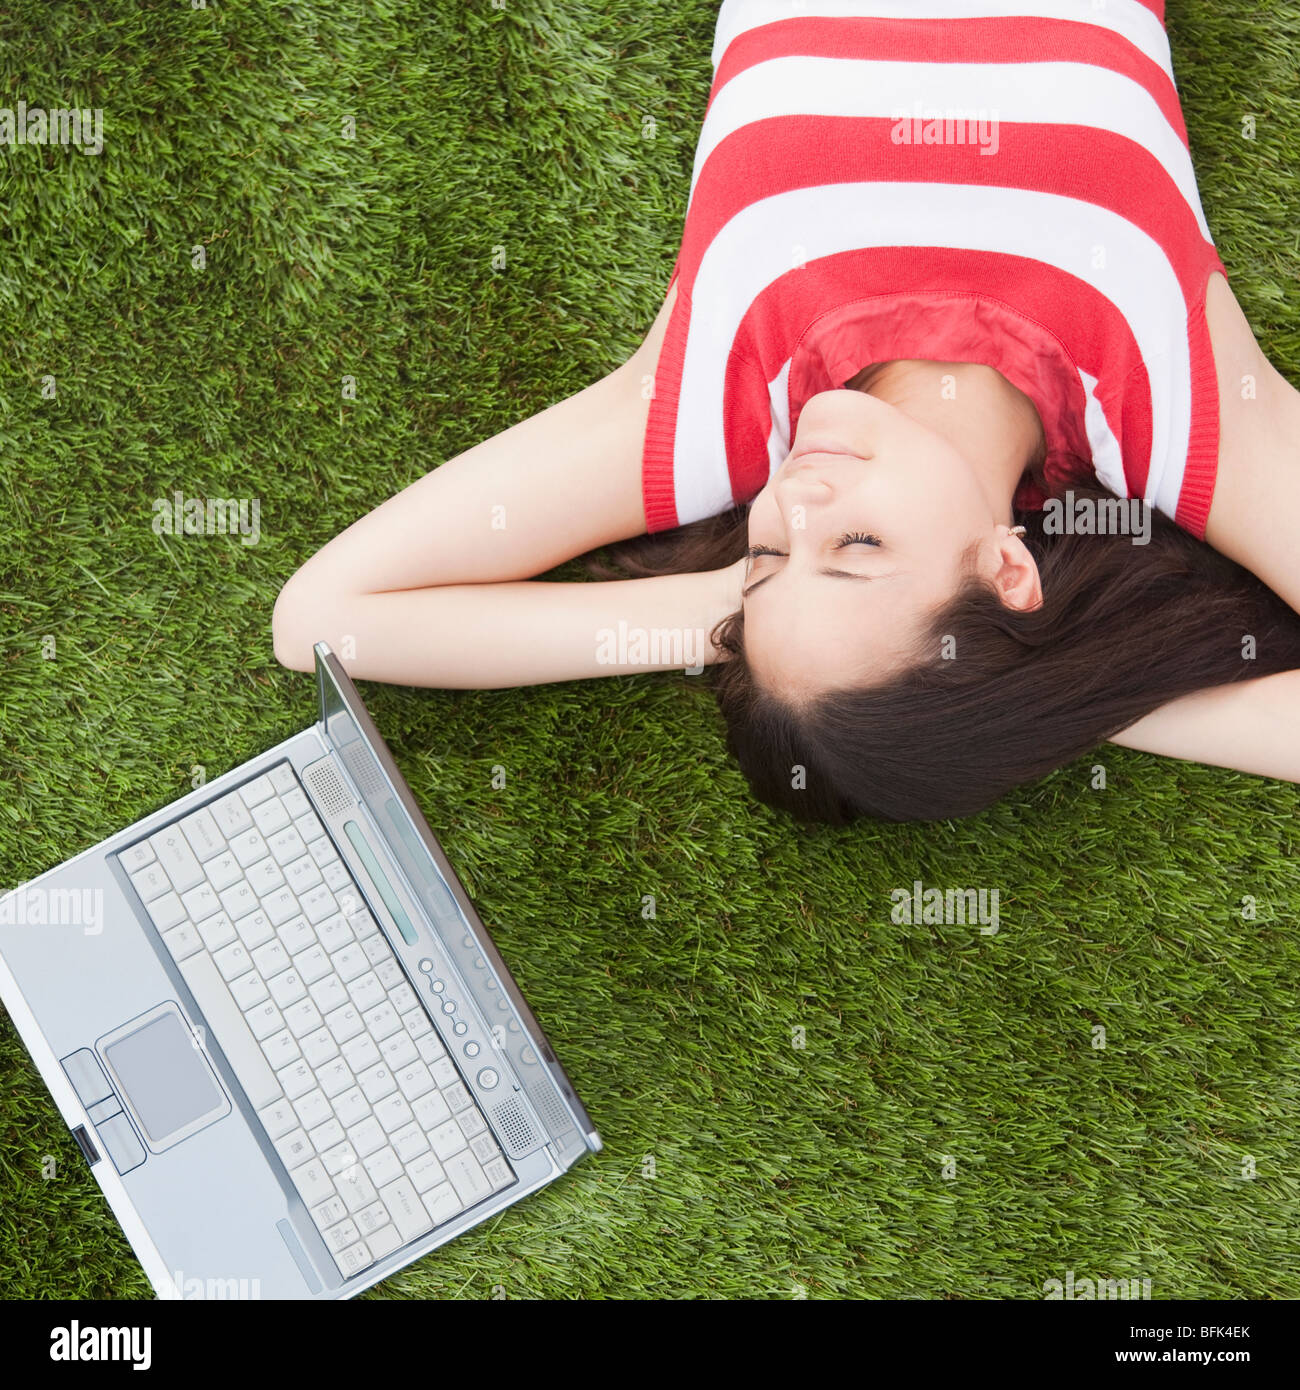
271, 284, 752, 687
1107, 667, 1300, 783
275, 560, 746, 688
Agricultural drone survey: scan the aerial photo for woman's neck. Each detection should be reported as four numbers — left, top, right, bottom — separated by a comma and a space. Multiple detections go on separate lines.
847, 359, 1047, 516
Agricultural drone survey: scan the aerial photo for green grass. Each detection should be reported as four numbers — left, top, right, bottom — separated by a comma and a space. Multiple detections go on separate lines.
2, 0, 1299, 1300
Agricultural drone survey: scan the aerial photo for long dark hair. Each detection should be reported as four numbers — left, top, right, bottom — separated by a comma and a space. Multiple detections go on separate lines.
581, 479, 1300, 823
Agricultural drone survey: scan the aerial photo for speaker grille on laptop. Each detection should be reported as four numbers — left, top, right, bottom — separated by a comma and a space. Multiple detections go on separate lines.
492, 1097, 540, 1156
341, 742, 388, 799
303, 760, 355, 818
527, 1079, 576, 1140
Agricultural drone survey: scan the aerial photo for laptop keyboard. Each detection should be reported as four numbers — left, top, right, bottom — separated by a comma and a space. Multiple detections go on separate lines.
116, 759, 516, 1281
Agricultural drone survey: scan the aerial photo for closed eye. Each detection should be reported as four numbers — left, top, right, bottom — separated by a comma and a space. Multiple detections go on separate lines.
743, 531, 884, 598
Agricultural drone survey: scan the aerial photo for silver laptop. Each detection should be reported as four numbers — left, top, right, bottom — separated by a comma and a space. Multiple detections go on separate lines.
0, 641, 600, 1299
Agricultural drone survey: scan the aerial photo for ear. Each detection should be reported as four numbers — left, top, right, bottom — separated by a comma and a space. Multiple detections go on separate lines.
989, 528, 1043, 612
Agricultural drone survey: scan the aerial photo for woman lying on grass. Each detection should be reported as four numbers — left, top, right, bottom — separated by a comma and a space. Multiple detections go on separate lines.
273, 0, 1300, 824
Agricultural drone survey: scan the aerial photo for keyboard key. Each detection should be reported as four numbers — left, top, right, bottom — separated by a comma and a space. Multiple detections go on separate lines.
322, 1217, 360, 1254
298, 811, 328, 845
332, 943, 369, 984
252, 798, 291, 837
322, 860, 352, 892
162, 921, 203, 962
363, 1146, 402, 1190
336, 1166, 378, 1214
311, 1119, 344, 1155
210, 791, 253, 838
150, 829, 205, 893
342, 1034, 381, 1073
219, 880, 259, 921
289, 1157, 334, 1208
309, 974, 349, 1016
311, 1195, 348, 1229
277, 915, 315, 955
401, 1007, 432, 1042
357, 1063, 396, 1104
240, 774, 275, 807
429, 1056, 458, 1088
234, 909, 275, 951
362, 1002, 399, 1042
245, 999, 284, 1042
230, 969, 269, 1011
325, 1004, 364, 1046
275, 1128, 313, 1169
347, 972, 385, 1013
321, 1141, 359, 1178
300, 885, 336, 926
408, 1151, 446, 1194
268, 763, 297, 796
180, 807, 225, 863
259, 1098, 298, 1141
334, 1087, 370, 1129
283, 787, 310, 820
378, 1177, 432, 1243
442, 1082, 472, 1114
375, 961, 404, 991
334, 1241, 372, 1278
350, 909, 380, 941
263, 1029, 301, 1071
213, 939, 251, 982
361, 935, 390, 967
354, 1202, 390, 1238
228, 828, 268, 869
379, 1033, 418, 1070
284, 998, 324, 1039
263, 886, 299, 928
301, 1027, 340, 1069
457, 1106, 487, 1139
204, 851, 243, 893
374, 1093, 414, 1134
295, 944, 332, 984
318, 914, 354, 952
268, 969, 307, 1009
412, 1090, 451, 1131
252, 940, 289, 978
416, 1034, 446, 1066
268, 826, 307, 866
278, 1058, 315, 1101
469, 1131, 499, 1163
422, 1183, 463, 1227
293, 1088, 331, 1132
316, 1058, 353, 1099
429, 1119, 468, 1162
285, 856, 323, 897
443, 1149, 491, 1207
389, 983, 417, 1015
396, 1061, 434, 1103
181, 881, 221, 923
197, 911, 238, 954
119, 840, 156, 873
391, 1123, 428, 1163
130, 862, 170, 903
246, 857, 286, 898
482, 1157, 513, 1191
348, 1116, 386, 1158
177, 950, 283, 1110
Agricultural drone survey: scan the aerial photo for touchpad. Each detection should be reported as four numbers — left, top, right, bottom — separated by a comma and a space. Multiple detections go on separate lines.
99, 1003, 230, 1151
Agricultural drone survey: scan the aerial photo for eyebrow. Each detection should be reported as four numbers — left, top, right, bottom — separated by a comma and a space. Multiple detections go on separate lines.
742, 566, 880, 599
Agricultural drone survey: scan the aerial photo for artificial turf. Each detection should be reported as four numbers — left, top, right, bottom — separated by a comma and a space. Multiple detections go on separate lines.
2, 0, 1300, 1300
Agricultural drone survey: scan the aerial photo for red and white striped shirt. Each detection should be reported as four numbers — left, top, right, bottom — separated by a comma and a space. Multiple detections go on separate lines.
642, 0, 1227, 539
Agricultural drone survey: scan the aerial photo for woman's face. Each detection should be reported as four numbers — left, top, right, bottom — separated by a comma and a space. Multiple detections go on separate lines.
742, 387, 1040, 701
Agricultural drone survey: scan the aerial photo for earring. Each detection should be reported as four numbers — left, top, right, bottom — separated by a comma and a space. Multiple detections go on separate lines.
1009, 525, 1026, 537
